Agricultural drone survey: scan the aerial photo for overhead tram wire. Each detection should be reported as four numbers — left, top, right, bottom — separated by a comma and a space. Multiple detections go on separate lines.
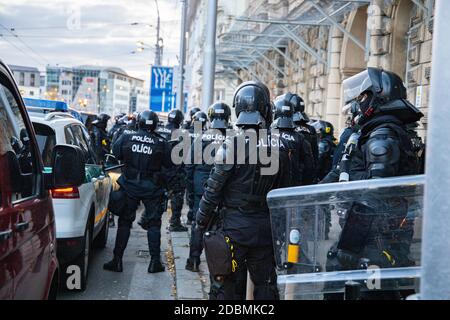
0, 34, 43, 66
8, 22, 153, 31
0, 23, 50, 65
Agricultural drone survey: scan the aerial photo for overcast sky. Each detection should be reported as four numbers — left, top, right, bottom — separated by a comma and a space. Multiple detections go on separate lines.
0, 0, 181, 83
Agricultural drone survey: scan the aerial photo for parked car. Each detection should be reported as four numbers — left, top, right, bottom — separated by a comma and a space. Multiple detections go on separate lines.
0, 60, 86, 299
23, 98, 83, 123
27, 107, 112, 291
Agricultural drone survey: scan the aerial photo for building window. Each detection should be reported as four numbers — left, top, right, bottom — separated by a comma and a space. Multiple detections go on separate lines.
19, 72, 25, 86
214, 89, 225, 101
30, 73, 36, 87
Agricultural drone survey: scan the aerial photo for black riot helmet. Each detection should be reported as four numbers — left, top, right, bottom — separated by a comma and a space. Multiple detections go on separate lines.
279, 92, 307, 124
114, 112, 126, 123
208, 102, 231, 129
92, 113, 110, 128
273, 95, 295, 129
315, 120, 334, 137
233, 81, 272, 128
168, 109, 184, 128
192, 111, 208, 129
343, 67, 423, 124
138, 110, 159, 131
189, 107, 201, 120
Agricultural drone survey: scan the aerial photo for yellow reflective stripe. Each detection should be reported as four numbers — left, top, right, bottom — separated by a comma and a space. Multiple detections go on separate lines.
382, 250, 396, 266
232, 259, 238, 272
95, 208, 108, 224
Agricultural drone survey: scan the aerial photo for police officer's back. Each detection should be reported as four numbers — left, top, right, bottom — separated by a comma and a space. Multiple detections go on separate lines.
185, 104, 230, 273
103, 110, 172, 273
158, 109, 189, 231
315, 120, 336, 181
279, 93, 318, 184
196, 81, 286, 300
91, 113, 111, 163
272, 96, 314, 187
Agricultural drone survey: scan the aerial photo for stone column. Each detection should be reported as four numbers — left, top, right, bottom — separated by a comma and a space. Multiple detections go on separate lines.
325, 26, 344, 134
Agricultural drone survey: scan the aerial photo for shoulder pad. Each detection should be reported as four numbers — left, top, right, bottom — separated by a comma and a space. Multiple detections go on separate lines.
369, 126, 398, 139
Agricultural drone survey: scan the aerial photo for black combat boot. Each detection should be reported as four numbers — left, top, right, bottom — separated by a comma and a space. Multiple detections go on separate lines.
103, 256, 123, 272
169, 223, 188, 232
185, 257, 200, 272
148, 257, 165, 273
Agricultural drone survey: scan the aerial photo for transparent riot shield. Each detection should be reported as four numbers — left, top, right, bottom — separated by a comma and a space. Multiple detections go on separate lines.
268, 175, 424, 300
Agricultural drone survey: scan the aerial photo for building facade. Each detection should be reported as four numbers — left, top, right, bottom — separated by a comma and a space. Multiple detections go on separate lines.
45, 65, 148, 117
8, 64, 40, 98
185, 0, 241, 113
187, 0, 434, 137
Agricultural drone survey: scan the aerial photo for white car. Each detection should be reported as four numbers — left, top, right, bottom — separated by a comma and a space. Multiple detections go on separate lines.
29, 109, 112, 291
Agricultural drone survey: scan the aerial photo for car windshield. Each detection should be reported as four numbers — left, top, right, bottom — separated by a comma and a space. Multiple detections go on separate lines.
33, 122, 56, 167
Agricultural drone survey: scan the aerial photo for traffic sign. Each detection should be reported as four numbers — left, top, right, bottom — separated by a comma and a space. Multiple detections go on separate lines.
150, 66, 174, 112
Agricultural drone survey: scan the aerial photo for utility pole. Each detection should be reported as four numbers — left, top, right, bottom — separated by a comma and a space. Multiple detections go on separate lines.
154, 0, 163, 66
177, 0, 187, 111
201, 0, 217, 110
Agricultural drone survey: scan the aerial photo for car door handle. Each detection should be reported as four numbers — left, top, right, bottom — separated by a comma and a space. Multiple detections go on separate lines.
15, 221, 29, 232
0, 230, 12, 242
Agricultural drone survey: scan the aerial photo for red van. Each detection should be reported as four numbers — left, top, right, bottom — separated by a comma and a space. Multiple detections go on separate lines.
0, 61, 86, 299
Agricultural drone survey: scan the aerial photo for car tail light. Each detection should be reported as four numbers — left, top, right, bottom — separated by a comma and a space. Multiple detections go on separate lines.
52, 187, 80, 199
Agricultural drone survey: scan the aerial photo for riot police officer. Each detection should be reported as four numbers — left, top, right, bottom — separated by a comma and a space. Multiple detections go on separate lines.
182, 107, 201, 130
315, 120, 336, 181
272, 96, 314, 187
157, 109, 189, 232
324, 68, 423, 299
279, 93, 318, 184
185, 104, 229, 272
184, 108, 202, 225
196, 81, 286, 300
91, 113, 111, 163
104, 110, 172, 273
109, 112, 126, 140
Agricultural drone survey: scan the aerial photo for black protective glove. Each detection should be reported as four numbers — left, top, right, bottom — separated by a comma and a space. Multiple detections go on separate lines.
195, 209, 209, 230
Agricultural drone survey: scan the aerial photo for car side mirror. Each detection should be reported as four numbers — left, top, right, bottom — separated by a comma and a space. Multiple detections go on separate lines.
49, 144, 86, 189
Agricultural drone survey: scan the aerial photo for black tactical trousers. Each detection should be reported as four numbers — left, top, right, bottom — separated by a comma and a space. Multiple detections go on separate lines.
186, 188, 195, 221
113, 194, 164, 259
222, 244, 279, 300
188, 193, 204, 258
168, 189, 184, 226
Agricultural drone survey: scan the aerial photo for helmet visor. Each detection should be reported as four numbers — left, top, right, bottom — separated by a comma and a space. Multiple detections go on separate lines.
210, 118, 228, 129
342, 70, 373, 105
273, 117, 294, 129
236, 111, 265, 127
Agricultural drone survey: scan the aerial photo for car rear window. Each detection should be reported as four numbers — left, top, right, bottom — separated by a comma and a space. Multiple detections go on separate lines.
33, 122, 56, 167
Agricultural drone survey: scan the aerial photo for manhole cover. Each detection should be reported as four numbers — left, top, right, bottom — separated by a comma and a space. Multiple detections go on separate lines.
137, 250, 150, 258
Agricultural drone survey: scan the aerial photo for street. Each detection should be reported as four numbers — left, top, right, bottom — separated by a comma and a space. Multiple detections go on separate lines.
57, 206, 209, 300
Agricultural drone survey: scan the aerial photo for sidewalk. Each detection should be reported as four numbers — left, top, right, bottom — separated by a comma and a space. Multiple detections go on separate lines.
169, 209, 211, 300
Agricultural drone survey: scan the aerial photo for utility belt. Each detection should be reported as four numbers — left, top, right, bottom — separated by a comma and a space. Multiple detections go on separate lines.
223, 192, 268, 212
123, 168, 158, 181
